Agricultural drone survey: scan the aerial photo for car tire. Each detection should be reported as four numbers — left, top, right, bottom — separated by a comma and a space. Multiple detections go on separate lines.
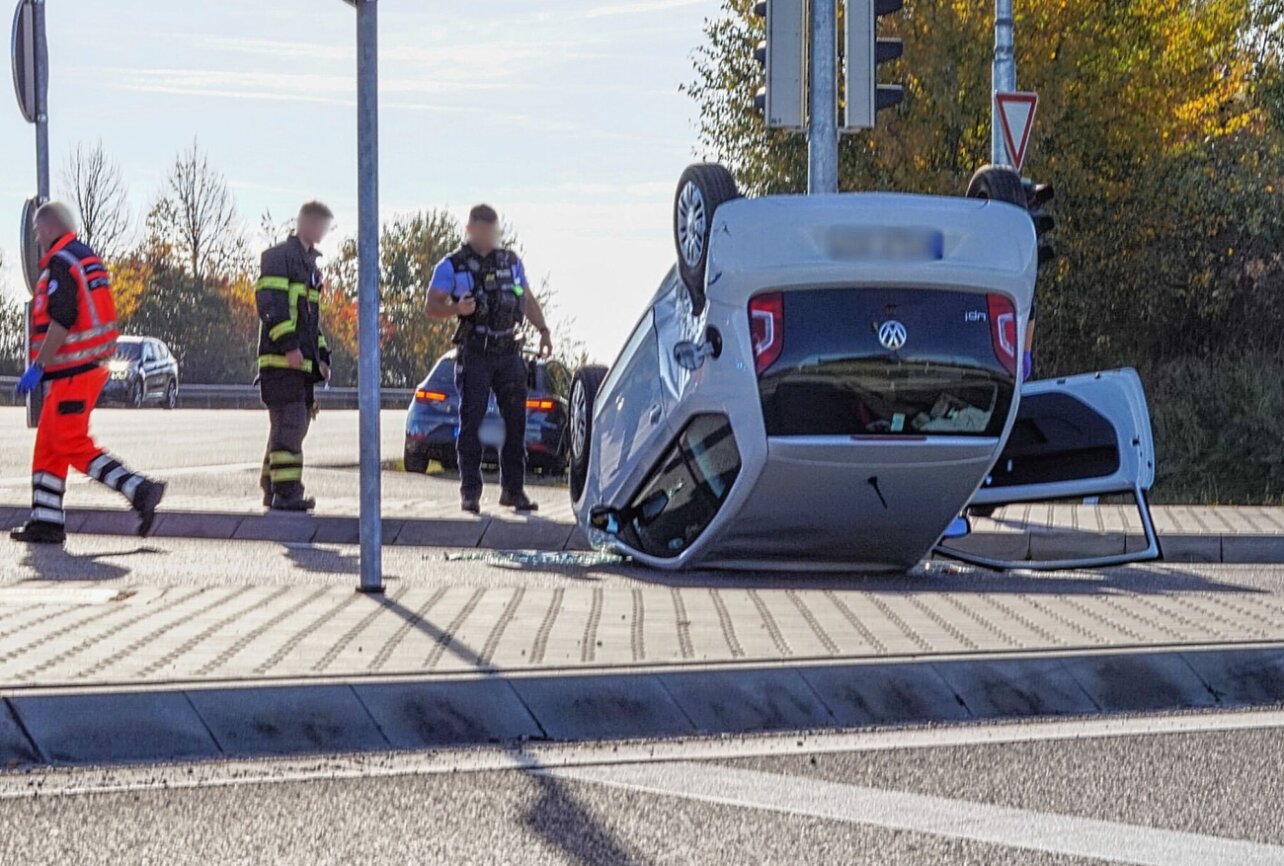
130, 379, 145, 409
965, 164, 1026, 209
569, 365, 609, 505
674, 163, 740, 304
163, 379, 178, 410
404, 446, 430, 474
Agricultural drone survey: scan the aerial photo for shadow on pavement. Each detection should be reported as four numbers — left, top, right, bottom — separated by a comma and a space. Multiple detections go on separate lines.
375, 592, 488, 670
18, 544, 162, 582
522, 763, 653, 866
283, 543, 360, 575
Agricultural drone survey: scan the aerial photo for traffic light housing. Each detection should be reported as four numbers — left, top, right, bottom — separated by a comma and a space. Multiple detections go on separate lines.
844, 0, 904, 130
751, 0, 807, 130
1024, 180, 1056, 268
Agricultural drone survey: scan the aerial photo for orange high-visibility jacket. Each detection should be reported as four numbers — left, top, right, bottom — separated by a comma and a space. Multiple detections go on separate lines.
30, 233, 119, 379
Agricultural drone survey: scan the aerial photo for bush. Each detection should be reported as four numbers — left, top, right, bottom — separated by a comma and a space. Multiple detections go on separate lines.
1145, 356, 1284, 504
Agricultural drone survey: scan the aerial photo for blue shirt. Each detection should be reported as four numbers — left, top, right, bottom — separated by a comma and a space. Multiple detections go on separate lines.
429, 249, 528, 300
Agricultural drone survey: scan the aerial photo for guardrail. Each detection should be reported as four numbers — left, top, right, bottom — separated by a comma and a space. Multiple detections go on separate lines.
0, 377, 415, 410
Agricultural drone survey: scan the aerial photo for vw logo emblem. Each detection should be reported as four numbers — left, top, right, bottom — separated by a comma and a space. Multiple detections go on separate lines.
878, 320, 908, 351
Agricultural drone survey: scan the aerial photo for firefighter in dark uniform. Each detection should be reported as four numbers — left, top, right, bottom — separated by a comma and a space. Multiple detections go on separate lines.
426, 204, 554, 514
11, 202, 165, 545
255, 201, 334, 511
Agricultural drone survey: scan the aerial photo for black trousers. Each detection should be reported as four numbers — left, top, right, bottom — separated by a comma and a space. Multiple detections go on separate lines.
455, 348, 527, 496
260, 373, 314, 501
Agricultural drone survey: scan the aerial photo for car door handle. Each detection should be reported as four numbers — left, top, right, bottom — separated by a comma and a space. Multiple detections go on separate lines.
649, 405, 662, 425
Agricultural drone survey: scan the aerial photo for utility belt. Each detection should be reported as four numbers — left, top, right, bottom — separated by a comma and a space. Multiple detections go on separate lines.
454, 317, 521, 356
461, 330, 520, 356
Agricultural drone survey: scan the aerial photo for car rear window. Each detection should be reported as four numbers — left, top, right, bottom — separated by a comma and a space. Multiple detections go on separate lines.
427, 358, 456, 387
758, 288, 1016, 438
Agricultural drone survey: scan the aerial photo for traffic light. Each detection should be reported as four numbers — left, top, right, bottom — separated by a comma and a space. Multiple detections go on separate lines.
843, 0, 904, 130
1024, 180, 1055, 267
751, 0, 807, 130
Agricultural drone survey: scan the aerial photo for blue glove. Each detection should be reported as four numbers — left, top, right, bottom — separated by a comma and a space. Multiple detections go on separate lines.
16, 363, 44, 396
1022, 350, 1033, 382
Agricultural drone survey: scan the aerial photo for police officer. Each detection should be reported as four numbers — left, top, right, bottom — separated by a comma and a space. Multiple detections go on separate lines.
11, 202, 166, 545
426, 205, 554, 514
255, 201, 333, 512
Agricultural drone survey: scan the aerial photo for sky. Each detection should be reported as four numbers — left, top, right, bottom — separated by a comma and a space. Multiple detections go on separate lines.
0, 0, 724, 363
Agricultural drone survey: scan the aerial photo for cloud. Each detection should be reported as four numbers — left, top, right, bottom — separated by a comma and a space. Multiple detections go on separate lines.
584, 0, 710, 18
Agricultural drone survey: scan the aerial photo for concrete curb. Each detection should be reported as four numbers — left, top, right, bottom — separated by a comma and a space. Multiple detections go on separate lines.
2, 507, 1283, 562
2, 645, 1282, 768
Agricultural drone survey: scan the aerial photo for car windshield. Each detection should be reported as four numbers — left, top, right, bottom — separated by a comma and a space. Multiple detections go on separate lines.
115, 343, 142, 361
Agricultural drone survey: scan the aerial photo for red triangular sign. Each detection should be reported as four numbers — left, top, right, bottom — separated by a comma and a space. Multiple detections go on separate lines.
995, 91, 1039, 172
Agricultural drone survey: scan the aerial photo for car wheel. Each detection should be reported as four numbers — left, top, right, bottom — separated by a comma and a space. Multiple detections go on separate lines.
404, 446, 430, 474
130, 379, 145, 409
674, 163, 740, 304
569, 365, 609, 505
965, 164, 1026, 209
163, 379, 178, 410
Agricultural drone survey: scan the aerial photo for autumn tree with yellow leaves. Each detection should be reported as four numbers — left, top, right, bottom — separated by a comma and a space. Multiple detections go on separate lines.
688, 0, 1284, 501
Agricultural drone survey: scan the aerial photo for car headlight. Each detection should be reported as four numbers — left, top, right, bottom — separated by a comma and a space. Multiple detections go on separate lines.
108, 359, 129, 373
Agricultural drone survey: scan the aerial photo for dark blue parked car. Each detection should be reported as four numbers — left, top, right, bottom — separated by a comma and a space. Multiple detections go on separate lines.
404, 350, 572, 477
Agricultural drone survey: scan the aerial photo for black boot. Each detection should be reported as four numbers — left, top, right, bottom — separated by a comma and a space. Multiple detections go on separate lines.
499, 490, 538, 512
132, 480, 167, 538
271, 494, 316, 513
10, 520, 66, 545
461, 491, 481, 514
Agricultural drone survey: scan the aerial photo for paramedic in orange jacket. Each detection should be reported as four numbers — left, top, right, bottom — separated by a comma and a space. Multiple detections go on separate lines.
10, 202, 166, 545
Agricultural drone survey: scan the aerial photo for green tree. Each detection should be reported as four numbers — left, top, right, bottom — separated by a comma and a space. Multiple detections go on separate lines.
688, 0, 1284, 502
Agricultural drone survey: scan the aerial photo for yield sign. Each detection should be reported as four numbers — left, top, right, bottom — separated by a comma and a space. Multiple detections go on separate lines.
995, 91, 1039, 172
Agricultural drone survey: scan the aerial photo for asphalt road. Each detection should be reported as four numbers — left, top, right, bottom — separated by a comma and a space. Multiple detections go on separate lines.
1, 714, 1281, 865
0, 407, 567, 516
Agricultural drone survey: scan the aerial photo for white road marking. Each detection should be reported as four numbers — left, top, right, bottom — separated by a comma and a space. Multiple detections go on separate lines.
553, 762, 1284, 866
1, 707, 1283, 801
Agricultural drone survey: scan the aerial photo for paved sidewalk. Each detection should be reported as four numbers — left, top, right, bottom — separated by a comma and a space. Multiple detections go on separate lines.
1, 538, 1283, 765
2, 500, 1283, 563
2, 552, 1284, 689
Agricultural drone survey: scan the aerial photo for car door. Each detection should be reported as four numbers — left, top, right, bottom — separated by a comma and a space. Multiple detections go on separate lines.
140, 341, 158, 397
938, 367, 1160, 569
592, 310, 673, 504
651, 268, 706, 411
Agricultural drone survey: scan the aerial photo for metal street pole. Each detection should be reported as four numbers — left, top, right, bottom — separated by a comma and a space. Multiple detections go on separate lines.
32, 0, 46, 200
355, 0, 383, 594
28, 0, 48, 428
992, 0, 1016, 165
807, 0, 838, 194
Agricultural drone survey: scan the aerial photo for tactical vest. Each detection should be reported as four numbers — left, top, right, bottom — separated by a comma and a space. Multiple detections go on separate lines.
31, 234, 119, 376
451, 246, 525, 350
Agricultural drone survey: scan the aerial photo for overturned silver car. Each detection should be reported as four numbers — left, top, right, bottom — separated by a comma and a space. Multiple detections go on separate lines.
567, 164, 1158, 572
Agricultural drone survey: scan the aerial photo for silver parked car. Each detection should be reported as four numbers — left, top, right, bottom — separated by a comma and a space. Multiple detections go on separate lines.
567, 164, 1158, 572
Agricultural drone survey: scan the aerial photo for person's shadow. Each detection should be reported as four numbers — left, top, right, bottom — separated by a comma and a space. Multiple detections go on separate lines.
17, 544, 160, 582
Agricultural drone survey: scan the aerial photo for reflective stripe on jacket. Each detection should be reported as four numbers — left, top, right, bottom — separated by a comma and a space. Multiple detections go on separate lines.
30, 233, 120, 378
256, 236, 327, 379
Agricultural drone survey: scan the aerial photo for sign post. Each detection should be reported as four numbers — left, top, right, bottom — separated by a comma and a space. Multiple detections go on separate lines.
991, 0, 1015, 165
807, 0, 838, 194
12, 0, 48, 428
346, 0, 384, 594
